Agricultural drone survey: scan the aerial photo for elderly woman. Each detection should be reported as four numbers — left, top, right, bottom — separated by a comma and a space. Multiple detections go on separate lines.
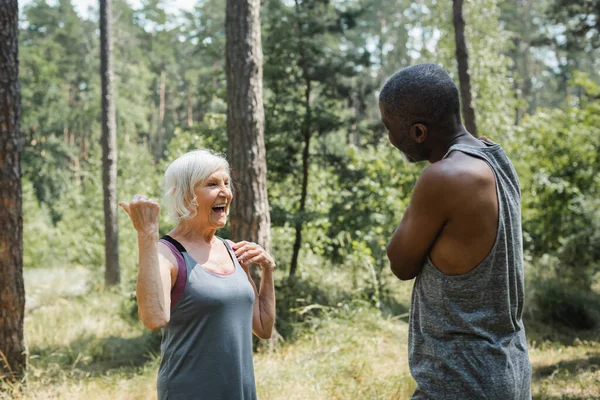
119, 149, 275, 400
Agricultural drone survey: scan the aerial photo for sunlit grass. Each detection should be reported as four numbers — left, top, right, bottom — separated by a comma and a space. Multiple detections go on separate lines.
1, 266, 598, 399
0, 268, 160, 400
254, 306, 415, 399
530, 340, 600, 400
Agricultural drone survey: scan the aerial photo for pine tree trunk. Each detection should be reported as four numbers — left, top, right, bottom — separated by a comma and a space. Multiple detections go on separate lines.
225, 0, 271, 285
289, 76, 311, 278
155, 69, 166, 162
0, 0, 26, 381
187, 83, 194, 128
452, 0, 478, 137
289, 0, 312, 278
100, 0, 120, 286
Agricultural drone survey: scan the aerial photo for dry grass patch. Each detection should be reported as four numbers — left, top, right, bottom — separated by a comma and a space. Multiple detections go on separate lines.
530, 340, 600, 400
255, 306, 416, 399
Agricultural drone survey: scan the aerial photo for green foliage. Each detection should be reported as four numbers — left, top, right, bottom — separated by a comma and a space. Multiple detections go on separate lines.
22, 136, 78, 221
17, 0, 600, 344
326, 142, 421, 303
12, 1, 600, 398
510, 75, 600, 288
533, 279, 600, 330
547, 0, 600, 50
162, 113, 228, 159
22, 179, 59, 268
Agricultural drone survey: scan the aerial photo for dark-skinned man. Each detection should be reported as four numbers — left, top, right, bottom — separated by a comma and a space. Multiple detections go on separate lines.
379, 64, 531, 400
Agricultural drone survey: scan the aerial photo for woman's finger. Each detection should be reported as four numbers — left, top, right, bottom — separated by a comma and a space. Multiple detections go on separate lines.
234, 242, 258, 257
118, 202, 131, 216
238, 248, 261, 263
232, 241, 248, 250
242, 254, 263, 266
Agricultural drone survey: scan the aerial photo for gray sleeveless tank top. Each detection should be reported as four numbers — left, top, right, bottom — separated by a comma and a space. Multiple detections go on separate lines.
156, 236, 257, 400
408, 143, 532, 399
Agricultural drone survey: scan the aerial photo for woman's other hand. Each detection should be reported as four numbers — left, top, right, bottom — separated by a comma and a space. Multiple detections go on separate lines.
119, 194, 160, 236
232, 241, 276, 271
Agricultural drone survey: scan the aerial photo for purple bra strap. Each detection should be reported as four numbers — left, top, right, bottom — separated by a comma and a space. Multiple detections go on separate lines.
159, 239, 187, 309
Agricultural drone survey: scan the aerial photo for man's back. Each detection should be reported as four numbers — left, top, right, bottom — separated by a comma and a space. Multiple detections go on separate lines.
408, 142, 532, 400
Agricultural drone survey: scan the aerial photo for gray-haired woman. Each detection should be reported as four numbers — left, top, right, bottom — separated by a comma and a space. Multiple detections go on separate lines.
119, 149, 275, 400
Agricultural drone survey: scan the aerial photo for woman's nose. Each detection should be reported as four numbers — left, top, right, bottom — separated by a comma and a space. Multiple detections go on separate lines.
219, 185, 232, 196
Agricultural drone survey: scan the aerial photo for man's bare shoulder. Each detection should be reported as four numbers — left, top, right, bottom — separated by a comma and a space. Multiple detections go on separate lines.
416, 153, 495, 207
418, 157, 470, 189
435, 152, 494, 186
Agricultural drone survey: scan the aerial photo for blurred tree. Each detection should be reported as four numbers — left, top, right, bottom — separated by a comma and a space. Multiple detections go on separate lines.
225, 0, 271, 285
547, 0, 600, 51
453, 0, 478, 136
0, 0, 26, 381
137, 0, 177, 162
100, 0, 120, 285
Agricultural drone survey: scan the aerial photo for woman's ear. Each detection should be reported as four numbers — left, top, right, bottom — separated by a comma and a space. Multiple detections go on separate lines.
411, 123, 428, 143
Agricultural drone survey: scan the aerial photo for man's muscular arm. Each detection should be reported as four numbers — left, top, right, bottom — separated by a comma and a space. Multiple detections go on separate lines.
387, 165, 450, 280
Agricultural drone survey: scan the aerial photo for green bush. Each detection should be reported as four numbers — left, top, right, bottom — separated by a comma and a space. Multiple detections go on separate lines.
533, 279, 600, 330
22, 179, 61, 268
509, 73, 600, 289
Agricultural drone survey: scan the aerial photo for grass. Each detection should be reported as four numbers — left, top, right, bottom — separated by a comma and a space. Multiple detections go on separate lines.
1, 266, 599, 399
254, 305, 415, 399
530, 341, 600, 399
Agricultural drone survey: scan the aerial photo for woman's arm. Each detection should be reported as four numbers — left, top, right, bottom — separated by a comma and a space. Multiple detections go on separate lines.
232, 241, 276, 339
136, 235, 175, 330
120, 194, 176, 331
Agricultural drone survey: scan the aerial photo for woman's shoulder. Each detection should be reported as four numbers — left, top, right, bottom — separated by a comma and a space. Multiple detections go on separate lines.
158, 239, 180, 271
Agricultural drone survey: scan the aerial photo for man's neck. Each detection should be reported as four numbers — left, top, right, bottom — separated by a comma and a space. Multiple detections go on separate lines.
428, 127, 481, 163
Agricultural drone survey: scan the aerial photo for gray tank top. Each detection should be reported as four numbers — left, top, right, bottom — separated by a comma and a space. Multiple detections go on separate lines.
157, 236, 257, 400
408, 143, 532, 399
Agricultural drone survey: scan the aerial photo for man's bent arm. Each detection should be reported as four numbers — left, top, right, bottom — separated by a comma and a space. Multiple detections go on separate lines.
387, 166, 450, 280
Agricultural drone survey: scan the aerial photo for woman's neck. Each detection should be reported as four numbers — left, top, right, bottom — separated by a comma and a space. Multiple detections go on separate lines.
170, 220, 217, 245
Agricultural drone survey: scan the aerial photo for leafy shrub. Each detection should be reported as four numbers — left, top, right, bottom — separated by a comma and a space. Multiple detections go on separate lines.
22, 179, 61, 268
509, 74, 600, 289
533, 279, 600, 330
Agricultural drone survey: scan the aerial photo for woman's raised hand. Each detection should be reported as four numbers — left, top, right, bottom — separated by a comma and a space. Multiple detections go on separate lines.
119, 194, 160, 236
232, 241, 276, 271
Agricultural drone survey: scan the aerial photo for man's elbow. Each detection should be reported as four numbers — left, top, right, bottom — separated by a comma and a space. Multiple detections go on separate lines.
387, 252, 418, 281
390, 262, 418, 281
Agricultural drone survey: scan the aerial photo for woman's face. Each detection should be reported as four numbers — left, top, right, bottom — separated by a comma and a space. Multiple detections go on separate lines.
193, 169, 232, 229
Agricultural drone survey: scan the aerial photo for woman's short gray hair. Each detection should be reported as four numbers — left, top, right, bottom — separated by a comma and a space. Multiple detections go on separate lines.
163, 149, 230, 221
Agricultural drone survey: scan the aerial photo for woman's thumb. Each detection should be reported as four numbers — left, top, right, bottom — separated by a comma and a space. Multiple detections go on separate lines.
118, 202, 130, 216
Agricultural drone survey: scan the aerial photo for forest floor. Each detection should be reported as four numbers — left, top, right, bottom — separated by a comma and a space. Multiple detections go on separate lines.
1, 266, 599, 399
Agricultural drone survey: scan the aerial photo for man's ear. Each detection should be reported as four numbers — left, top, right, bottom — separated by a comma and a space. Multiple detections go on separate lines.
410, 123, 428, 143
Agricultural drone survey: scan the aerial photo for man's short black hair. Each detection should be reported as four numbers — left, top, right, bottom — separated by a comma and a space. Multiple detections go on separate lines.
379, 63, 461, 129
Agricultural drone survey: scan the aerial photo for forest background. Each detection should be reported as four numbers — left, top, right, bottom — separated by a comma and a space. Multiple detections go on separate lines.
1, 0, 599, 398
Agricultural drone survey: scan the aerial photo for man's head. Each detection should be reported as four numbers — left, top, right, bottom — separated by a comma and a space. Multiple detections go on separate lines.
379, 64, 461, 162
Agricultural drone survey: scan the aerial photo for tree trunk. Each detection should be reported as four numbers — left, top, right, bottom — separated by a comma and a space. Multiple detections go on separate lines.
0, 0, 26, 381
100, 0, 120, 286
155, 69, 166, 162
187, 82, 194, 127
289, 76, 311, 278
225, 0, 271, 285
289, 0, 312, 278
452, 0, 478, 137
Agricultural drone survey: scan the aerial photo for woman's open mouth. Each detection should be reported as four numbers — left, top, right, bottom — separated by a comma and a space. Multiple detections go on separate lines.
212, 205, 227, 216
